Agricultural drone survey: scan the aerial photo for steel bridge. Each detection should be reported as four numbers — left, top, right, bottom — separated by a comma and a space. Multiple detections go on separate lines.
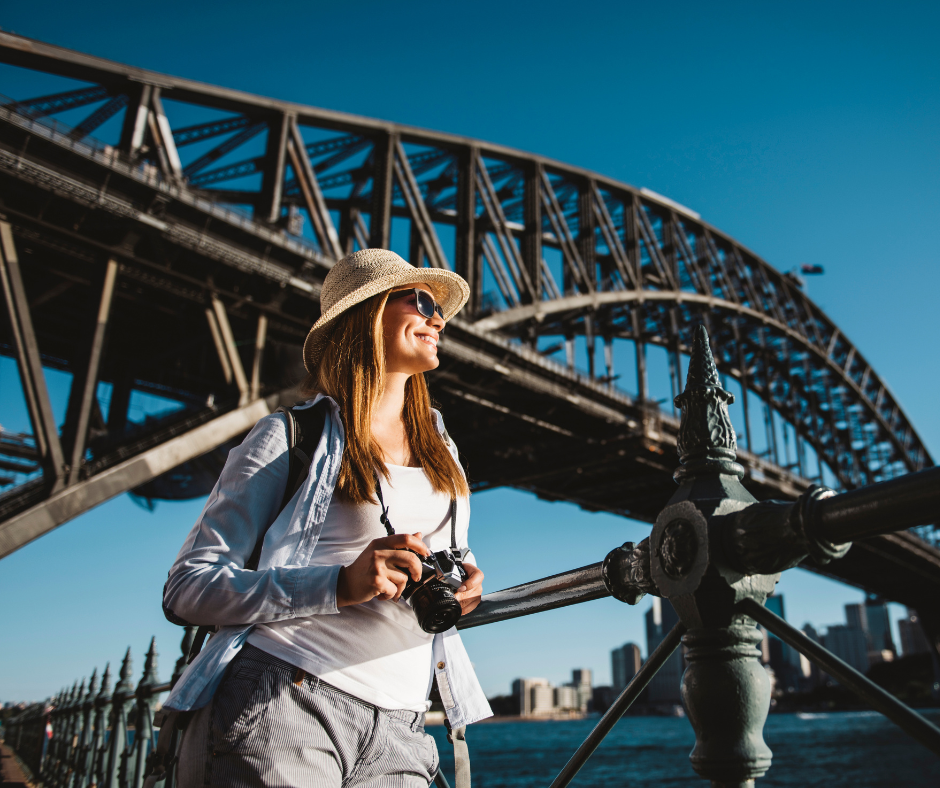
0, 33, 937, 630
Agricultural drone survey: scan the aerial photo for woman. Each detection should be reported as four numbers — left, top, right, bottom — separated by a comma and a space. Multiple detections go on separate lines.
162, 249, 492, 788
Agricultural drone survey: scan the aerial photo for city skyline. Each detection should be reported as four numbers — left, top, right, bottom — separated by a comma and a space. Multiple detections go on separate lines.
505, 591, 934, 707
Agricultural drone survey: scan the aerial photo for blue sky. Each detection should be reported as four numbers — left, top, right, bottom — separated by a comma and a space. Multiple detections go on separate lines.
1, 1, 939, 701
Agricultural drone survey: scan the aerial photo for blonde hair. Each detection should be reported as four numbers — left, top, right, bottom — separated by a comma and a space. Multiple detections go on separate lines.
305, 291, 470, 504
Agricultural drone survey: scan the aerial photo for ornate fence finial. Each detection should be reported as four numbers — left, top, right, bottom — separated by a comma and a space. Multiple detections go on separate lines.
98, 663, 112, 699
115, 648, 133, 694
141, 637, 159, 688
673, 324, 743, 484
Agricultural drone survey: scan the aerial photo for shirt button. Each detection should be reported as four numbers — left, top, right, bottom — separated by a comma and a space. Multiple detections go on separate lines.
437, 661, 445, 670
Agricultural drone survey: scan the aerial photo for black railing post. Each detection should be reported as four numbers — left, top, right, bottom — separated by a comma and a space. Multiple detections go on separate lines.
65, 679, 85, 786
74, 667, 98, 788
163, 626, 196, 788
91, 663, 112, 787
132, 638, 160, 788
105, 649, 134, 788
632, 324, 940, 785
648, 325, 776, 787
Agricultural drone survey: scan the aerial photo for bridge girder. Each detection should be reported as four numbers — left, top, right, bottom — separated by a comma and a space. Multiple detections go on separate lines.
0, 32, 936, 609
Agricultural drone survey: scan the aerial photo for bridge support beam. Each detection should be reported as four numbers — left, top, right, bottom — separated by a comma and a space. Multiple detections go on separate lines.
370, 131, 395, 250
0, 221, 66, 490
0, 397, 274, 559
63, 257, 118, 485
455, 147, 480, 313
259, 113, 289, 225
522, 162, 542, 306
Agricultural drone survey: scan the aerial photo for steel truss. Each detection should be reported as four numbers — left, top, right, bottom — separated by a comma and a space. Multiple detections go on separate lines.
0, 32, 936, 602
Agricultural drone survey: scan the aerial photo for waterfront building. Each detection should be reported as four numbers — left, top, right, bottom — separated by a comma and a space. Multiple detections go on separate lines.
571, 668, 593, 710
611, 643, 642, 692
822, 624, 870, 674
800, 624, 823, 687
512, 678, 549, 716
898, 609, 931, 656
532, 684, 555, 716
554, 684, 580, 711
845, 602, 866, 634
846, 597, 897, 665
592, 685, 616, 714
865, 595, 897, 659
759, 595, 802, 692
645, 598, 683, 705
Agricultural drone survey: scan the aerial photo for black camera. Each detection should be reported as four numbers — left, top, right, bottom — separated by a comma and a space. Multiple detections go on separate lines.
401, 547, 470, 633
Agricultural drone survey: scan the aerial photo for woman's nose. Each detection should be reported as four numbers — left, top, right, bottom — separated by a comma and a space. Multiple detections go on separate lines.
428, 311, 445, 333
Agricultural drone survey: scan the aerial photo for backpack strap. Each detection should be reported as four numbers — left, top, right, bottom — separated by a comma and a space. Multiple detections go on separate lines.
245, 400, 327, 571
184, 400, 328, 665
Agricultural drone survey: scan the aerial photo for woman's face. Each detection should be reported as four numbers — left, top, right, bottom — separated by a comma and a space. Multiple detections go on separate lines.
382, 283, 446, 375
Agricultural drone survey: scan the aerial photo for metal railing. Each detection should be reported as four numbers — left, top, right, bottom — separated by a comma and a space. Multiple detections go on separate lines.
4, 631, 191, 788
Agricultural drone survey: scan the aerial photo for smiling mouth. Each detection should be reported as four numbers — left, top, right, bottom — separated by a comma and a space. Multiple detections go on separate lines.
417, 334, 438, 347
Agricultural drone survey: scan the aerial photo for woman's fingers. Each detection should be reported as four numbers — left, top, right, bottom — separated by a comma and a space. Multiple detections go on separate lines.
372, 533, 429, 556
378, 549, 424, 583
455, 563, 483, 616
338, 539, 430, 607
456, 563, 483, 595
372, 575, 401, 601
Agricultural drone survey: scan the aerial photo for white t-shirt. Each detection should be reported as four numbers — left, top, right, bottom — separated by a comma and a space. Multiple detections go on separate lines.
248, 464, 473, 711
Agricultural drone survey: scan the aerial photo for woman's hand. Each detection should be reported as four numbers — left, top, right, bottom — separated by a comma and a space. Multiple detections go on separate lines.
455, 563, 484, 616
337, 533, 430, 607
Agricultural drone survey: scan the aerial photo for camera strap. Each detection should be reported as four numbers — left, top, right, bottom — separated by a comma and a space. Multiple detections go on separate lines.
373, 473, 470, 788
373, 472, 458, 550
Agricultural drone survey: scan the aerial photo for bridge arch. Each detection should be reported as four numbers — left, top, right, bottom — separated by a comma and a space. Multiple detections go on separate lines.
0, 32, 934, 569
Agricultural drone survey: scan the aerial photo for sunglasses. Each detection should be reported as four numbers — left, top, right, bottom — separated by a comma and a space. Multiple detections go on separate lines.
387, 288, 445, 322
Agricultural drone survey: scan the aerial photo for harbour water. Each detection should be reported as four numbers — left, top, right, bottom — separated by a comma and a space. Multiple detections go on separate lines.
429, 710, 940, 787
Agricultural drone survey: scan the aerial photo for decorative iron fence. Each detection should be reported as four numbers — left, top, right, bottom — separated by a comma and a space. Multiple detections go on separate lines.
4, 629, 194, 788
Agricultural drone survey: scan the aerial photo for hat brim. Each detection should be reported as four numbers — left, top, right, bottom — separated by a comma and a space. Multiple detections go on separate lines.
303, 267, 469, 372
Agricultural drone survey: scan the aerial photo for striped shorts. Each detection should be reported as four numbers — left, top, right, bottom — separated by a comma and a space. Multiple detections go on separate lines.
177, 644, 440, 788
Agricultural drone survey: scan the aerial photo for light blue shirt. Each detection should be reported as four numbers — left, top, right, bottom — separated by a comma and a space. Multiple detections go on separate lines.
162, 395, 492, 728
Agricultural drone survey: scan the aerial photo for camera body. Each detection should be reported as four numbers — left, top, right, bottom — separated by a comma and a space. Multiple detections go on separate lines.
401, 547, 470, 633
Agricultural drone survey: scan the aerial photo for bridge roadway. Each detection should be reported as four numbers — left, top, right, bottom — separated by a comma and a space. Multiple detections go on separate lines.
0, 33, 937, 628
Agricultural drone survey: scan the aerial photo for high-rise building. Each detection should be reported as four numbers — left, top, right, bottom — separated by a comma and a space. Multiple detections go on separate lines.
645, 597, 683, 705
591, 686, 617, 714
572, 668, 591, 686
845, 603, 867, 634
612, 643, 643, 691
898, 609, 931, 657
571, 669, 593, 711
823, 625, 869, 674
532, 684, 555, 716
554, 685, 580, 710
865, 595, 896, 658
846, 597, 897, 665
512, 678, 549, 716
800, 624, 823, 686
765, 595, 785, 619
760, 595, 803, 692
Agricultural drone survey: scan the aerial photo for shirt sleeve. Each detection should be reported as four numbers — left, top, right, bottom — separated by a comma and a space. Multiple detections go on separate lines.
163, 412, 341, 627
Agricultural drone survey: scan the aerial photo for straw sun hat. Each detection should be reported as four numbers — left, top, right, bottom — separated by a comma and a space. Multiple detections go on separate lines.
303, 248, 470, 372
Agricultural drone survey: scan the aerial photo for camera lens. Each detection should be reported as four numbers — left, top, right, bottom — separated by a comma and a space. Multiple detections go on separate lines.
409, 580, 462, 633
